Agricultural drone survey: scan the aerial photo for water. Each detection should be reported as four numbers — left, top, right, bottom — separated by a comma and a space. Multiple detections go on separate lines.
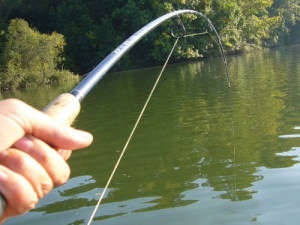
3, 45, 300, 225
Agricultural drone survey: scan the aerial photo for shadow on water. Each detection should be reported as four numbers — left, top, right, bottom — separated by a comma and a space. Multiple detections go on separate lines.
4, 45, 300, 225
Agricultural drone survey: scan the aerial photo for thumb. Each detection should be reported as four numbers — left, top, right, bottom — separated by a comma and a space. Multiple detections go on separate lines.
0, 99, 93, 151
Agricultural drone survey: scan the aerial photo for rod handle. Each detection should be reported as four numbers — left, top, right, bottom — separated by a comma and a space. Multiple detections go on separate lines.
43, 93, 81, 126
0, 195, 5, 220
0, 93, 81, 219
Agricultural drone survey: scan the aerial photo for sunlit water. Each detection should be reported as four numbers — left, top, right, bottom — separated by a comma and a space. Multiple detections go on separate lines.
3, 45, 300, 225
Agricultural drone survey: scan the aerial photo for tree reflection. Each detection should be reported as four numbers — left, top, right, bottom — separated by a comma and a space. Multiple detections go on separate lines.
97, 46, 299, 207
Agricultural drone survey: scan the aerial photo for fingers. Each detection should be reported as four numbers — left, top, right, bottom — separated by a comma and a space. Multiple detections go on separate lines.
0, 98, 93, 222
57, 149, 72, 161
0, 98, 93, 152
0, 136, 74, 222
0, 148, 53, 198
14, 136, 71, 186
0, 165, 38, 220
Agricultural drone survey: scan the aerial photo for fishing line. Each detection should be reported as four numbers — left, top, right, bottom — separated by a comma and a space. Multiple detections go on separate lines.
207, 29, 231, 87
171, 14, 186, 38
0, 10, 231, 219
183, 31, 209, 37
85, 37, 180, 225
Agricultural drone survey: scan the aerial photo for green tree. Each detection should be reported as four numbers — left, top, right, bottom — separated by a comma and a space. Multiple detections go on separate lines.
0, 19, 78, 90
0, 0, 298, 74
270, 0, 300, 44
209, 0, 281, 49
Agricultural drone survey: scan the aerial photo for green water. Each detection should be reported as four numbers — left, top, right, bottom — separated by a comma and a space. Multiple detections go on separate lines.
4, 45, 300, 225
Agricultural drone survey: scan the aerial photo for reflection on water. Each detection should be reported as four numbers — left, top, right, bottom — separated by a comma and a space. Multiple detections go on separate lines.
4, 45, 300, 225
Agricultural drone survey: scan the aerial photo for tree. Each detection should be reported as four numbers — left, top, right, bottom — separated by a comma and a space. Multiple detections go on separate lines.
270, 0, 300, 44
0, 19, 78, 90
0, 0, 298, 75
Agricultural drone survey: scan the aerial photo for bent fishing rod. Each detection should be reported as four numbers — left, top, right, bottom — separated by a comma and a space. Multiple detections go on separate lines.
0, 9, 230, 221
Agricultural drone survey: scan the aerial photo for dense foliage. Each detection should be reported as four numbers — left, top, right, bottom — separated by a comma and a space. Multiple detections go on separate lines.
0, 18, 78, 90
0, 0, 299, 89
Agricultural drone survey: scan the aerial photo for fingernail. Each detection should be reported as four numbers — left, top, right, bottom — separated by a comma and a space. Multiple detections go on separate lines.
71, 129, 93, 144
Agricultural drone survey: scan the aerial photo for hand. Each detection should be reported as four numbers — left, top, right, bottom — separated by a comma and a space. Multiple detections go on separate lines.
0, 98, 93, 222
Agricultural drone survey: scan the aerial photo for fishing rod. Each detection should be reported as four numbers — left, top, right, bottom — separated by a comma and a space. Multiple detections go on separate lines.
0, 9, 230, 220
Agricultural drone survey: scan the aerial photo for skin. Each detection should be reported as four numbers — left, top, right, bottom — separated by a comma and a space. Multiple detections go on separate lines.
0, 98, 93, 223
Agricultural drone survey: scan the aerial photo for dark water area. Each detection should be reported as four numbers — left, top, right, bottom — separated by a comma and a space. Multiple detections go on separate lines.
3, 45, 300, 225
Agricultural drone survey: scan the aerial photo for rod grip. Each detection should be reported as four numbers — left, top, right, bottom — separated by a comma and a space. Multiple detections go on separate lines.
43, 93, 81, 126
0, 195, 5, 219
0, 93, 80, 219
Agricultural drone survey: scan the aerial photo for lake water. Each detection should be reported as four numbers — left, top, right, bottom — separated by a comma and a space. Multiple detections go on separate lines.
3, 44, 300, 225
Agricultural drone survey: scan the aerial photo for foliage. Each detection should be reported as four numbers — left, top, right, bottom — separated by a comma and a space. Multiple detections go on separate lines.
269, 0, 300, 44
213, 0, 282, 48
0, 19, 78, 90
0, 0, 298, 77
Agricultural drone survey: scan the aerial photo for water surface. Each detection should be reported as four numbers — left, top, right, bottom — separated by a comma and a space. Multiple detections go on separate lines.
3, 45, 300, 225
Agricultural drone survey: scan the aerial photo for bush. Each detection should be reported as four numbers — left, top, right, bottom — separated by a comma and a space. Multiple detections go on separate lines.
0, 19, 78, 90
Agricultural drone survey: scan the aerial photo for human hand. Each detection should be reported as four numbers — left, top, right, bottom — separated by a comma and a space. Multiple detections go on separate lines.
0, 98, 93, 222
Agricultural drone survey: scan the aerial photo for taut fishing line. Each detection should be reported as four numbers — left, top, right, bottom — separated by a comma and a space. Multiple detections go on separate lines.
78, 10, 231, 225
0, 10, 231, 220
0, 10, 230, 221
86, 37, 180, 225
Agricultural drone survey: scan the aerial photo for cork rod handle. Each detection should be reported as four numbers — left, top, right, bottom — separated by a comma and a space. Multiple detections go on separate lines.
43, 93, 81, 126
